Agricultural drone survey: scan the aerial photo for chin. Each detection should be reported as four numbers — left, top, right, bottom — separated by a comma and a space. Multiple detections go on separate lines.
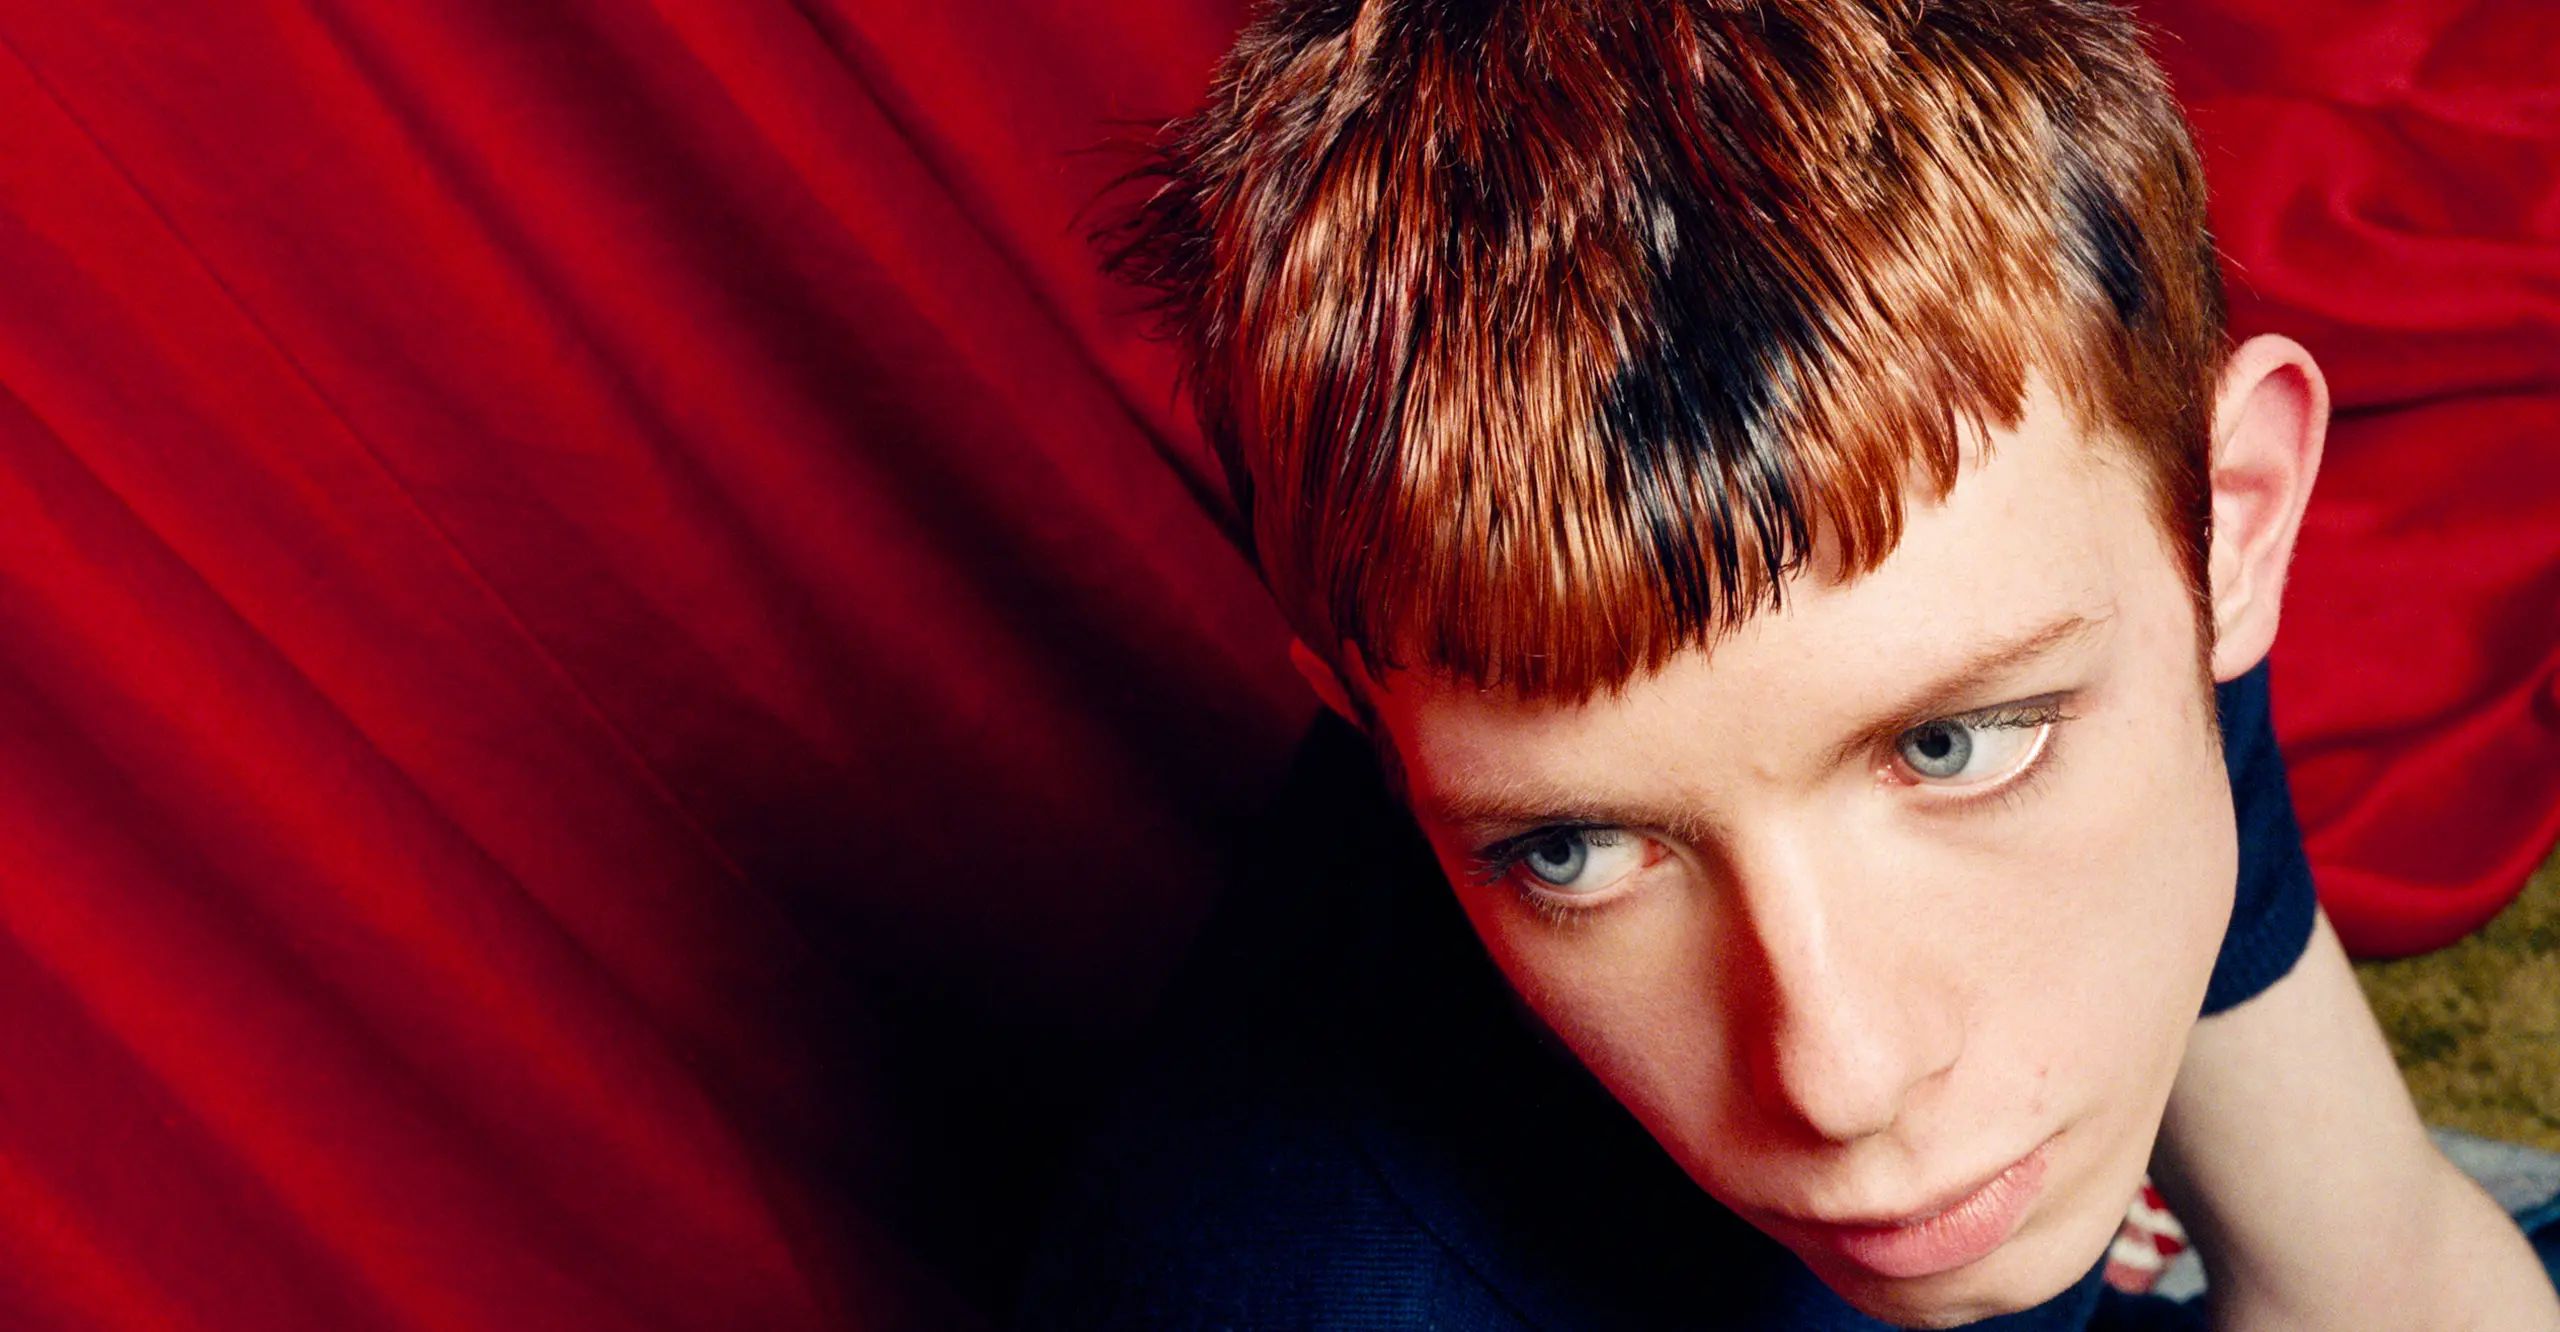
1805, 1181, 2128, 1330
1816, 1249, 2089, 1329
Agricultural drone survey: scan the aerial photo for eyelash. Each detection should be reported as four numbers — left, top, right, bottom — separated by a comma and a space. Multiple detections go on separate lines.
1464, 697, 2078, 921
1948, 697, 2070, 735
1466, 824, 1601, 887
1465, 825, 1642, 922
1891, 695, 2075, 801
1517, 882, 1615, 928
1985, 710, 2074, 812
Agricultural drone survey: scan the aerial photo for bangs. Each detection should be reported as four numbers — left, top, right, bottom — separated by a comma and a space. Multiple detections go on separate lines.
1106, 0, 2224, 700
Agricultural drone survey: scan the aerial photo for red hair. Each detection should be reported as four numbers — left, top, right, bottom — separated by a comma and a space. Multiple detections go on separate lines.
1107, 0, 2226, 698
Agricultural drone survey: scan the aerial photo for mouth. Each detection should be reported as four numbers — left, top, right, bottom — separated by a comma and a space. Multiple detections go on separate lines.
1755, 1135, 2057, 1281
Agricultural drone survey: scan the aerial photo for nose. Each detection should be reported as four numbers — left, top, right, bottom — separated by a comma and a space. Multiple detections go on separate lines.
1724, 830, 1964, 1145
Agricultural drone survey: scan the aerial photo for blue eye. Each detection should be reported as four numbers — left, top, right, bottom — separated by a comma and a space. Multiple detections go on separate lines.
1522, 830, 1589, 886
1890, 700, 2065, 788
1485, 827, 1649, 902
1898, 719, 1974, 779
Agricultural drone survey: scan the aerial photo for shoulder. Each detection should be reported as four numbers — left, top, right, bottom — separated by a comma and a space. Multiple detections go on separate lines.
1016, 719, 1543, 1330
2205, 659, 2320, 1014
1019, 716, 2207, 1332
1019, 717, 1738, 1330
1015, 1019, 1537, 1331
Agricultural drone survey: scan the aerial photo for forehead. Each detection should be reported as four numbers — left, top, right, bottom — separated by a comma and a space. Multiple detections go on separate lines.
1369, 378, 2167, 788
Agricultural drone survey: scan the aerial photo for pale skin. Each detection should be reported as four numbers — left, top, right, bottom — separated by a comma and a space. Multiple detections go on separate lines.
1293, 336, 2558, 1329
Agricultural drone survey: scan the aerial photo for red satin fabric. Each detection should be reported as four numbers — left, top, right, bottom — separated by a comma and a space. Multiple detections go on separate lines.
0, 2, 2545, 1328
2143, 0, 2560, 957
0, 4, 1290, 1326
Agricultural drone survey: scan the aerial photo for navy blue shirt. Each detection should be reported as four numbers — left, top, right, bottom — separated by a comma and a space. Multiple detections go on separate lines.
1021, 663, 2317, 1330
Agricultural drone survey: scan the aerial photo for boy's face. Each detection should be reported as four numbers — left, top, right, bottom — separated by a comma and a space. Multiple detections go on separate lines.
1364, 380, 2237, 1327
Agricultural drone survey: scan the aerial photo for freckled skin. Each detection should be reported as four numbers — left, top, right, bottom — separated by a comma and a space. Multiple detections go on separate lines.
1367, 383, 2236, 1328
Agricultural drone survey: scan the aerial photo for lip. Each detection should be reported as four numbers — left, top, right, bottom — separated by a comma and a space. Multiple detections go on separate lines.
1759, 1137, 2055, 1281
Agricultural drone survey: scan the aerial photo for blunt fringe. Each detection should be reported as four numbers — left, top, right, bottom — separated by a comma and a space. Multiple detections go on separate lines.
1104, 0, 2227, 698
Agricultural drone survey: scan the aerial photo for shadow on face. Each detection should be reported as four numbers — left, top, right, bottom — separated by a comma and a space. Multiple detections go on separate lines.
1364, 378, 2238, 1326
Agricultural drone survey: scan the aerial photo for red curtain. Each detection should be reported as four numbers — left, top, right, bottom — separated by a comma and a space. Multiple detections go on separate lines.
2142, 0, 2560, 956
0, 2, 2547, 1327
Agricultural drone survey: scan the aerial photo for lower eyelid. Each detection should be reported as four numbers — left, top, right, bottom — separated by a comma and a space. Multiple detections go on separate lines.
1516, 879, 1633, 921
1890, 719, 2060, 794
1950, 720, 2061, 797
1512, 837, 1670, 909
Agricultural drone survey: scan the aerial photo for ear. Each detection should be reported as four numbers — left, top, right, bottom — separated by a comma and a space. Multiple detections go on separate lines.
1289, 638, 1363, 725
2206, 334, 2328, 682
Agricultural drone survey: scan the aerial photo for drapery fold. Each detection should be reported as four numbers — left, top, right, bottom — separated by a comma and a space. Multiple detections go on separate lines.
2144, 0, 2560, 956
0, 2, 2546, 1326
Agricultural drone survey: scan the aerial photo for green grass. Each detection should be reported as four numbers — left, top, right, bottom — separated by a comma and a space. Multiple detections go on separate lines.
2355, 839, 2560, 1151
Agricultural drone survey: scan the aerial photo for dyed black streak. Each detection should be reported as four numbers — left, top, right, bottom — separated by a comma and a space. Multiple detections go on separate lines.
2061, 141, 2149, 327
1599, 173, 1818, 631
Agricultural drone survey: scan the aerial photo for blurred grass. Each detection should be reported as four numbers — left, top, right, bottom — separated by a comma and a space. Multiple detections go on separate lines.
2354, 837, 2560, 1152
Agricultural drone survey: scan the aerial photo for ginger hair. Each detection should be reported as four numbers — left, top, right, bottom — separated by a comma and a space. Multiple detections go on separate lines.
1106, 0, 2226, 698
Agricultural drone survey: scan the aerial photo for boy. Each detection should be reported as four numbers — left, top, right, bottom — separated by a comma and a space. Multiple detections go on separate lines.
1024, 1, 2559, 1327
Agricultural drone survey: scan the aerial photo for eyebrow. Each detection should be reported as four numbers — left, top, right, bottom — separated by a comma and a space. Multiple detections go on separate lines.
1420, 784, 1664, 843
1819, 608, 2112, 770
1416, 609, 2112, 837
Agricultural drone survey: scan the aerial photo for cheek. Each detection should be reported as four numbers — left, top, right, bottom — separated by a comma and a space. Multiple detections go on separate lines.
1450, 881, 1736, 1133
1971, 701, 2237, 1104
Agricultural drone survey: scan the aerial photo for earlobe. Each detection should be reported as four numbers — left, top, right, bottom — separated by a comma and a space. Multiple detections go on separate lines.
2205, 335, 2329, 682
1290, 638, 1364, 725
